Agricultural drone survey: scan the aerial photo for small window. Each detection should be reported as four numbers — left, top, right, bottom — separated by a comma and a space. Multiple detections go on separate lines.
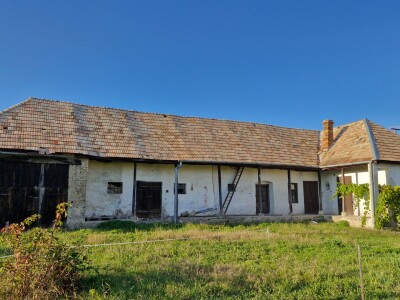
228, 183, 236, 192
290, 183, 298, 203
174, 183, 186, 194
108, 182, 123, 194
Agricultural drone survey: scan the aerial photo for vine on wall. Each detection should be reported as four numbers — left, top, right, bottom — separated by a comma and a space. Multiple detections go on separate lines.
333, 183, 370, 226
333, 183, 400, 229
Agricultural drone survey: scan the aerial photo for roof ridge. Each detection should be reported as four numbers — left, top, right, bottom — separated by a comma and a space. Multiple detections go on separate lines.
28, 97, 319, 133
364, 118, 379, 160
0, 97, 34, 117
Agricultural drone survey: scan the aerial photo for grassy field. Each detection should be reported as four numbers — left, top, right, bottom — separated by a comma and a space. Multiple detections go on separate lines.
2, 221, 400, 299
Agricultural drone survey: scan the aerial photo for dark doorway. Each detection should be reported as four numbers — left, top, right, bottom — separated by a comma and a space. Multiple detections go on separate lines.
0, 162, 69, 226
337, 176, 354, 215
136, 181, 162, 218
256, 184, 269, 214
303, 181, 319, 214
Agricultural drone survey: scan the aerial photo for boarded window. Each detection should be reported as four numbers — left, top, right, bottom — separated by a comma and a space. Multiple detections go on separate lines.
108, 182, 123, 194
290, 183, 298, 203
174, 183, 186, 194
228, 183, 236, 192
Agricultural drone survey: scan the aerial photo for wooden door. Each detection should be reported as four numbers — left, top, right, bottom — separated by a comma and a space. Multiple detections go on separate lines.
303, 181, 319, 214
136, 181, 162, 218
337, 176, 353, 215
0, 162, 69, 226
256, 184, 269, 214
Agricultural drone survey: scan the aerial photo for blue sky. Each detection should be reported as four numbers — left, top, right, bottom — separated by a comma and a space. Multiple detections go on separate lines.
0, 1, 399, 130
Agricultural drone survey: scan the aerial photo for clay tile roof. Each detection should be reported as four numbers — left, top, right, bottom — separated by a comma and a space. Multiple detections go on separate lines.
0, 98, 320, 167
369, 120, 400, 162
319, 120, 374, 167
320, 119, 400, 167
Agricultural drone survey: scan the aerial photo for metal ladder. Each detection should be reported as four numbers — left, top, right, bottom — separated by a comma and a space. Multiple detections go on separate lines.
222, 167, 244, 214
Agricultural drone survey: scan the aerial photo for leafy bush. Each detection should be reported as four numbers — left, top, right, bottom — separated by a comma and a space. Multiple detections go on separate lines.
0, 203, 89, 300
334, 220, 350, 228
333, 183, 370, 226
376, 185, 400, 229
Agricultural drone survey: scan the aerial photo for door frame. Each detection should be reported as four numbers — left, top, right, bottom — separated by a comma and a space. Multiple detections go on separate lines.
136, 181, 162, 219
303, 181, 319, 214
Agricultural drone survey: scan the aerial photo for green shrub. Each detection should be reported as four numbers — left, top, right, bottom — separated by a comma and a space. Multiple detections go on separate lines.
334, 220, 350, 228
0, 203, 89, 300
376, 185, 400, 229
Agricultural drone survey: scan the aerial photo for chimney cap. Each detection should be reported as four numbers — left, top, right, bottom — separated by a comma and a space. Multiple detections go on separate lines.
323, 119, 334, 124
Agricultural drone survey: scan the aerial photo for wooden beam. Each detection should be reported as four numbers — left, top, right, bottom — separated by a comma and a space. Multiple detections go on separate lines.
318, 171, 322, 213
218, 165, 223, 215
258, 167, 262, 215
132, 162, 137, 218
341, 167, 345, 215
287, 170, 293, 214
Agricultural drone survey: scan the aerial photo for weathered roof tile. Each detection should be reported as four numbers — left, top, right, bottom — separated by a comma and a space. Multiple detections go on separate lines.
0, 98, 320, 167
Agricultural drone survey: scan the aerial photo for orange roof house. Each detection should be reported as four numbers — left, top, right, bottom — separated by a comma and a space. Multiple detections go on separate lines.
0, 98, 399, 228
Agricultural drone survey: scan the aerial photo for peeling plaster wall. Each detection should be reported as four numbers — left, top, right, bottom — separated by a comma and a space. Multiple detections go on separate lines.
290, 171, 319, 214
85, 160, 134, 219
135, 163, 175, 217
66, 158, 89, 228
74, 160, 321, 224
223, 167, 257, 215
320, 166, 387, 216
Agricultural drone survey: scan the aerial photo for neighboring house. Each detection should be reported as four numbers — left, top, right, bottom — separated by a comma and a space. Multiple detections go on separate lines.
0, 98, 399, 228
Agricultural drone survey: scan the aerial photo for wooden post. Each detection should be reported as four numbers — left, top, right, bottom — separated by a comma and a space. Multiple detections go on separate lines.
357, 244, 365, 300
174, 163, 179, 223
258, 167, 262, 215
38, 164, 45, 219
318, 171, 322, 213
218, 165, 223, 215
132, 162, 137, 218
341, 168, 345, 215
287, 170, 293, 214
368, 162, 378, 228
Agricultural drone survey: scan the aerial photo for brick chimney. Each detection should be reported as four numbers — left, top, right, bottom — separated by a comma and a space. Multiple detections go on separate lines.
321, 120, 334, 151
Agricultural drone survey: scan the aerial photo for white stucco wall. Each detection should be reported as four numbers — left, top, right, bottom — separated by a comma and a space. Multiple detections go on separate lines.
85, 160, 134, 219
320, 166, 387, 216
83, 159, 320, 219
380, 163, 400, 186
290, 171, 320, 214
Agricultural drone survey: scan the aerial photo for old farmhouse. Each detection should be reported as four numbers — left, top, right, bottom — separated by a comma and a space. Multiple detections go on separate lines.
1, 98, 400, 228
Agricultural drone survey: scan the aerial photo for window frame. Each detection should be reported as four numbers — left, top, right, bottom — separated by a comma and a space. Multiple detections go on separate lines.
290, 183, 298, 203
107, 182, 123, 194
174, 183, 186, 194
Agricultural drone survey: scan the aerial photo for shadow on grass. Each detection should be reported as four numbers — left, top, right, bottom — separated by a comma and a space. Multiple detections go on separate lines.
94, 221, 186, 233
93, 219, 277, 233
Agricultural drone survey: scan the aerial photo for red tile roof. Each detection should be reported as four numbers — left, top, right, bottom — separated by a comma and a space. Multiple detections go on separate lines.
0, 98, 320, 167
319, 119, 400, 167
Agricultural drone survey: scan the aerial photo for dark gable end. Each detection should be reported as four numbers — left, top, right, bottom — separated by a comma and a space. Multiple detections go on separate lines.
0, 98, 320, 168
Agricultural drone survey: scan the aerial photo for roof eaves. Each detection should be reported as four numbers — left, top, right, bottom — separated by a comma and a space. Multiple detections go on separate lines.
364, 118, 379, 160
320, 161, 371, 170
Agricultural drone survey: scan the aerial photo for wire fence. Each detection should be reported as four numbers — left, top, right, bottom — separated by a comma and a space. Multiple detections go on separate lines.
1, 228, 399, 299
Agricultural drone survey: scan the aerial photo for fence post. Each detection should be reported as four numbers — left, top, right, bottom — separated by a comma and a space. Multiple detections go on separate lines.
357, 244, 365, 300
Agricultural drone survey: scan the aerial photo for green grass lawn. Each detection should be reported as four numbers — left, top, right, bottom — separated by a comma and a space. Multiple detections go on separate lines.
2, 221, 400, 299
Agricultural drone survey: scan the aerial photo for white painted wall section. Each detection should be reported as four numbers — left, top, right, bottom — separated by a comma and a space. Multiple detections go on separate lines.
320, 166, 387, 216
86, 161, 134, 218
